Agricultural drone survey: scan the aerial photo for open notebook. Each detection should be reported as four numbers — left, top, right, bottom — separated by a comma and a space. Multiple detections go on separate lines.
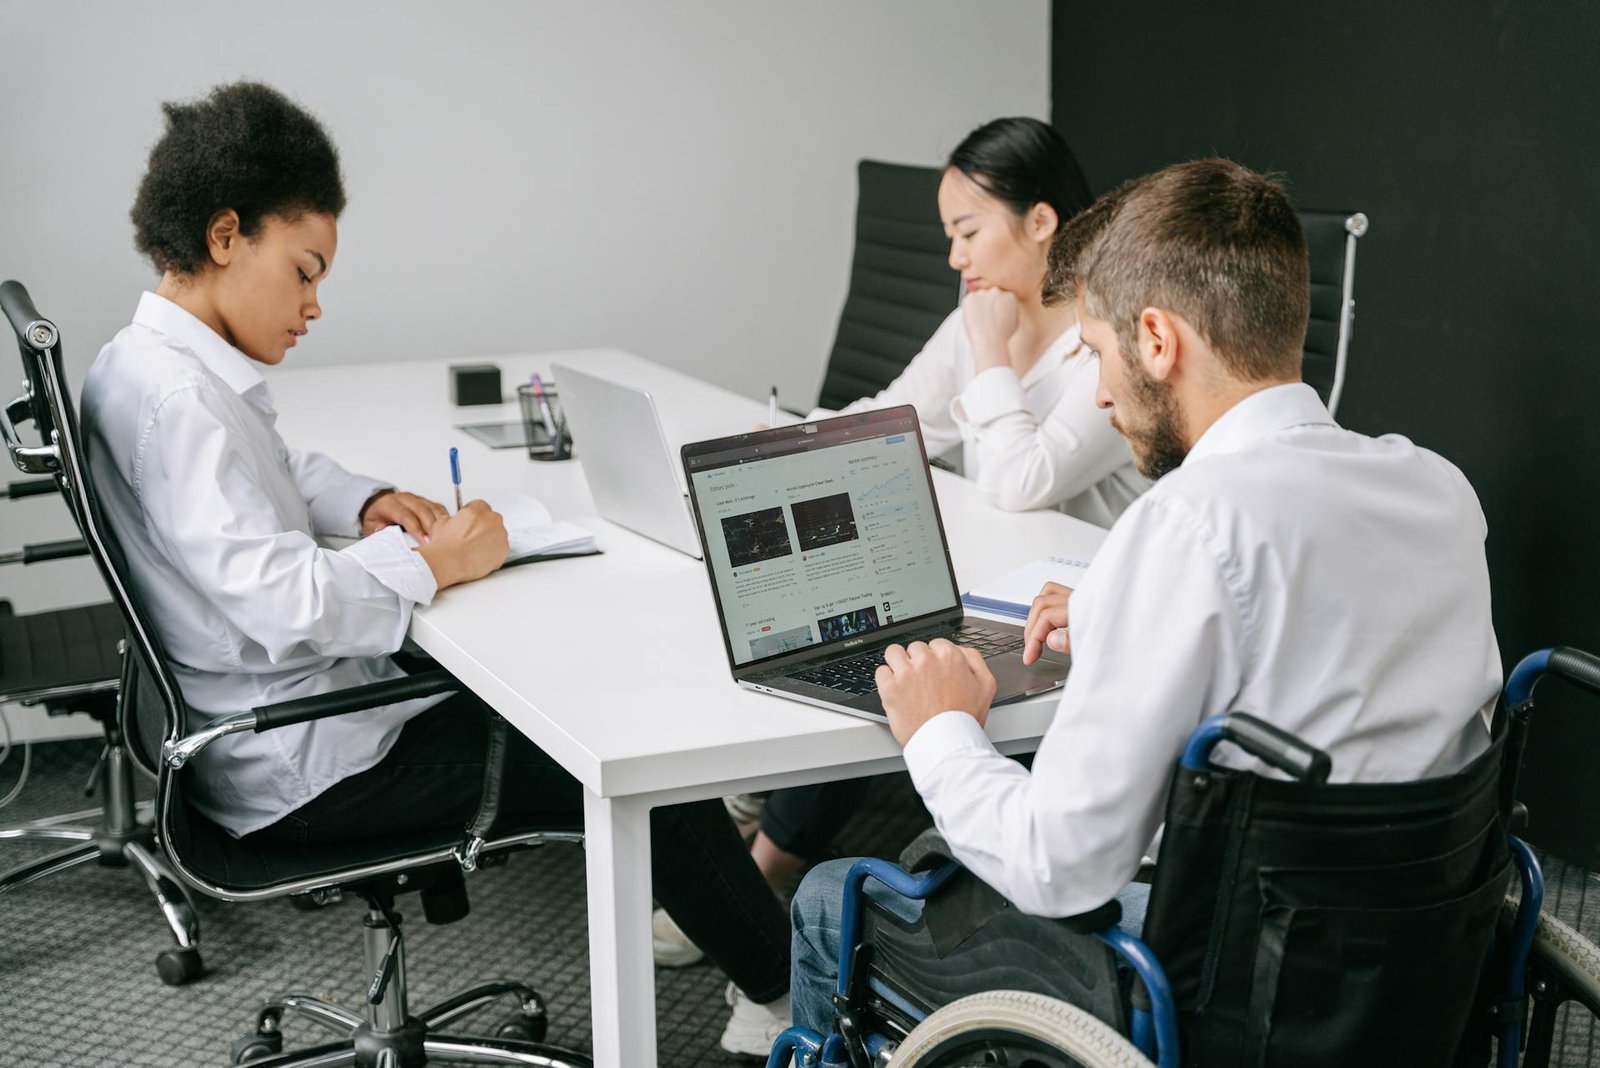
960, 553, 1092, 621
405, 492, 598, 564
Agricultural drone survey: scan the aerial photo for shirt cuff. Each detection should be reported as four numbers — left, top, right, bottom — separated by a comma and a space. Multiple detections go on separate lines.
903, 709, 996, 787
311, 476, 393, 538
952, 367, 1030, 428
342, 525, 438, 606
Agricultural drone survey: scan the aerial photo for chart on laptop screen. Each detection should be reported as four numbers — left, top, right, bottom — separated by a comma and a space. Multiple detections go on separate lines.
690, 418, 955, 666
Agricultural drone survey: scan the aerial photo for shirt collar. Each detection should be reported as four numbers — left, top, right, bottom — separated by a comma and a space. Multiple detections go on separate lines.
1020, 319, 1085, 388
132, 291, 269, 401
1184, 382, 1335, 465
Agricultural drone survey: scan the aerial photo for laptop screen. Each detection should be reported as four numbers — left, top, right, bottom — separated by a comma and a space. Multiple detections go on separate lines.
683, 406, 960, 670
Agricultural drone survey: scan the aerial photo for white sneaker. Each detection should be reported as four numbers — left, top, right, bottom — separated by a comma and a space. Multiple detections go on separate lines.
651, 907, 705, 968
719, 981, 792, 1058
723, 792, 766, 839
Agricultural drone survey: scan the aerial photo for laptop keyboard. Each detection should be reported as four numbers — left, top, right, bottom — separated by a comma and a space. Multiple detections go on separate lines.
788, 624, 1024, 696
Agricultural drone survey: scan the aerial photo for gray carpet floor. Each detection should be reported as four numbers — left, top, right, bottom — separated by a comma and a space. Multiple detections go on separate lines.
3, 738, 1598, 1066
0, 738, 931, 1067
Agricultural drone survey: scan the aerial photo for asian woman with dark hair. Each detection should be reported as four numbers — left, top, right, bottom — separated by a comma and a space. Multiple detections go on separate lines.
811, 116, 1146, 523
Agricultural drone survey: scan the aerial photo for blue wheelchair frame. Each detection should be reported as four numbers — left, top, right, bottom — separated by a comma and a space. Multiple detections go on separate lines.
771, 656, 1567, 1068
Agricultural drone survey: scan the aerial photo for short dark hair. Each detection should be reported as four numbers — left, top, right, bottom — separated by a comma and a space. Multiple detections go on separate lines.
946, 117, 1092, 226
1080, 158, 1309, 381
1041, 179, 1135, 307
131, 81, 346, 275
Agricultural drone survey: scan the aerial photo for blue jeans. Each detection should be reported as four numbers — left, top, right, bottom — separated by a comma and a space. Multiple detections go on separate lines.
789, 857, 1151, 1034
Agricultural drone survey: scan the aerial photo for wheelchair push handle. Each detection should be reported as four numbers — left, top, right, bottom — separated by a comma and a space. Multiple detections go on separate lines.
1506, 646, 1600, 707
1182, 712, 1332, 783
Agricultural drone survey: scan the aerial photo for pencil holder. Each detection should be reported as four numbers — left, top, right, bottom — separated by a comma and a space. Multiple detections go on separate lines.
516, 382, 573, 461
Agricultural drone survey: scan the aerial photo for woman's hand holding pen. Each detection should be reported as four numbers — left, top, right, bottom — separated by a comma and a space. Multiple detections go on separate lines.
417, 500, 510, 590
1021, 581, 1074, 665
361, 490, 450, 541
962, 287, 1022, 374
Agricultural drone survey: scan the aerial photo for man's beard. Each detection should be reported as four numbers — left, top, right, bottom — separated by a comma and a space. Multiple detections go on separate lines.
1112, 351, 1188, 480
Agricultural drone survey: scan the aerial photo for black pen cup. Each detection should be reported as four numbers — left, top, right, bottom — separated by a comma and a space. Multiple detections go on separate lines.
516, 382, 573, 461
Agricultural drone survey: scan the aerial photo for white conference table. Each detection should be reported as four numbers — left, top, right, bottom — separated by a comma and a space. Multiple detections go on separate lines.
269, 349, 1106, 1067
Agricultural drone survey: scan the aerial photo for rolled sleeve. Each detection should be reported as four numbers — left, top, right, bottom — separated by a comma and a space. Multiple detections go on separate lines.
952, 366, 1030, 428
342, 525, 438, 606
312, 474, 391, 538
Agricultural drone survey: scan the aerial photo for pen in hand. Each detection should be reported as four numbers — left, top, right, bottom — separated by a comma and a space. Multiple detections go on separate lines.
449, 446, 463, 512
769, 385, 778, 427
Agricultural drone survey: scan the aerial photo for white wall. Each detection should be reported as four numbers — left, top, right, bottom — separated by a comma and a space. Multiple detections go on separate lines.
0, 0, 1049, 739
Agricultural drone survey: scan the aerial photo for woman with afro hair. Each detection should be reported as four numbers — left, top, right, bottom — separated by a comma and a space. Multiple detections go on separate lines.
81, 81, 794, 1056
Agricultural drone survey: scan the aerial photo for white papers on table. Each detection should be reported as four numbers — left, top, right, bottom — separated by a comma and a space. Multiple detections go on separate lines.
404, 492, 597, 561
960, 553, 1093, 620
492, 493, 597, 560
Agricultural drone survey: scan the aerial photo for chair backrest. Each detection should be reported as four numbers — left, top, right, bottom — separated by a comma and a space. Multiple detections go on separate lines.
816, 160, 959, 411
1141, 729, 1509, 1066
0, 281, 189, 788
1299, 209, 1368, 418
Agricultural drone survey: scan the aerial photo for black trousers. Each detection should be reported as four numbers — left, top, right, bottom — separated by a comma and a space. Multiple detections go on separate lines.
250, 692, 792, 1002
759, 779, 873, 862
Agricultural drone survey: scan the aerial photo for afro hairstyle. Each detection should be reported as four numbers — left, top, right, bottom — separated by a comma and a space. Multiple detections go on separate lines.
130, 81, 346, 275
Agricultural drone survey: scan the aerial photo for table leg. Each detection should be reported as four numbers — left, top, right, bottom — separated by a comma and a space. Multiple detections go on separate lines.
584, 788, 656, 1068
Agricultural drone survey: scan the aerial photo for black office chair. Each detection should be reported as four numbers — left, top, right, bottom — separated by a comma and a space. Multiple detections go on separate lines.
0, 318, 202, 983
1299, 209, 1368, 419
0, 279, 593, 1067
815, 160, 959, 411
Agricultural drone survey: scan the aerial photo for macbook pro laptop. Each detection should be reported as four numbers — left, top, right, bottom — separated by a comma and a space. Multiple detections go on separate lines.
681, 405, 1070, 721
551, 362, 703, 558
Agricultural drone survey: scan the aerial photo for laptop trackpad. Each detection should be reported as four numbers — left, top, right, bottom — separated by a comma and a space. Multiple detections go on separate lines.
988, 651, 1071, 703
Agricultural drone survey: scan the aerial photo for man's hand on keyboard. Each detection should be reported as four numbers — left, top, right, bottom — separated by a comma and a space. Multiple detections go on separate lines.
878, 639, 997, 747
1022, 581, 1074, 665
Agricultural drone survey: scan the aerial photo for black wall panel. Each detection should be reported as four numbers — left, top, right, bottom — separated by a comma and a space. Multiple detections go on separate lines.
1050, 0, 1600, 862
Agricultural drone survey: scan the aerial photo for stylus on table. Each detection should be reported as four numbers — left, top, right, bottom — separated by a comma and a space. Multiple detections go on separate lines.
769, 386, 778, 427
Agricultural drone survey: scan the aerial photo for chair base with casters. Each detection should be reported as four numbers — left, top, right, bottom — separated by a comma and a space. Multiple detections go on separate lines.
0, 603, 203, 985
228, 861, 591, 1068
773, 710, 1565, 1068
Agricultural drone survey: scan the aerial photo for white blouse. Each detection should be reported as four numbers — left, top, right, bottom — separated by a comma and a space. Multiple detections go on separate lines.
81, 292, 445, 837
813, 307, 1147, 526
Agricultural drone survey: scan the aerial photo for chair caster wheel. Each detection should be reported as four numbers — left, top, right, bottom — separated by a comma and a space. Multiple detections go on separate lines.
231, 1030, 284, 1063
494, 995, 549, 1044
156, 946, 203, 986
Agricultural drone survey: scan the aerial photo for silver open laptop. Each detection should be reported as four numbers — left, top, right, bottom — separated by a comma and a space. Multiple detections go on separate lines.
549, 362, 703, 558
681, 405, 1070, 722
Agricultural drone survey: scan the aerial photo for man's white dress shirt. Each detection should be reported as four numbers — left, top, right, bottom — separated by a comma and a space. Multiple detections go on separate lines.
903, 383, 1501, 917
81, 293, 447, 837
814, 308, 1147, 525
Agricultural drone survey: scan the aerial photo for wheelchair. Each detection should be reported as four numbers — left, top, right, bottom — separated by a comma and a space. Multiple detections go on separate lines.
770, 646, 1600, 1067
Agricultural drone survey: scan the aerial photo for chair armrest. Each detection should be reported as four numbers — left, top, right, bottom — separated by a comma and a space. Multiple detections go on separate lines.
0, 537, 89, 566
458, 709, 513, 869
161, 670, 458, 768
6, 477, 58, 498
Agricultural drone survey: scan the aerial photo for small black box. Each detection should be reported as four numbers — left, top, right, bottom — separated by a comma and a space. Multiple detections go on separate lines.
450, 363, 502, 406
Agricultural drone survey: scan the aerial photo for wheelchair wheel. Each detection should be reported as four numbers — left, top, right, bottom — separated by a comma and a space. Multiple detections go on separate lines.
889, 990, 1151, 1067
1528, 906, 1600, 1010
1521, 902, 1600, 1066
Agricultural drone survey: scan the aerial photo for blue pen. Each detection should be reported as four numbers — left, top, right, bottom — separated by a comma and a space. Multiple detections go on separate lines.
449, 446, 462, 512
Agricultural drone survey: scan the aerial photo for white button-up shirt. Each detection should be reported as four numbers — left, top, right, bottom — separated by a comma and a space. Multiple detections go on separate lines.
81, 293, 446, 837
904, 383, 1501, 917
814, 308, 1148, 526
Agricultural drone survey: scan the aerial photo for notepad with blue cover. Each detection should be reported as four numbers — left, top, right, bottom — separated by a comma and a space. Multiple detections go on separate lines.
960, 554, 1093, 620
